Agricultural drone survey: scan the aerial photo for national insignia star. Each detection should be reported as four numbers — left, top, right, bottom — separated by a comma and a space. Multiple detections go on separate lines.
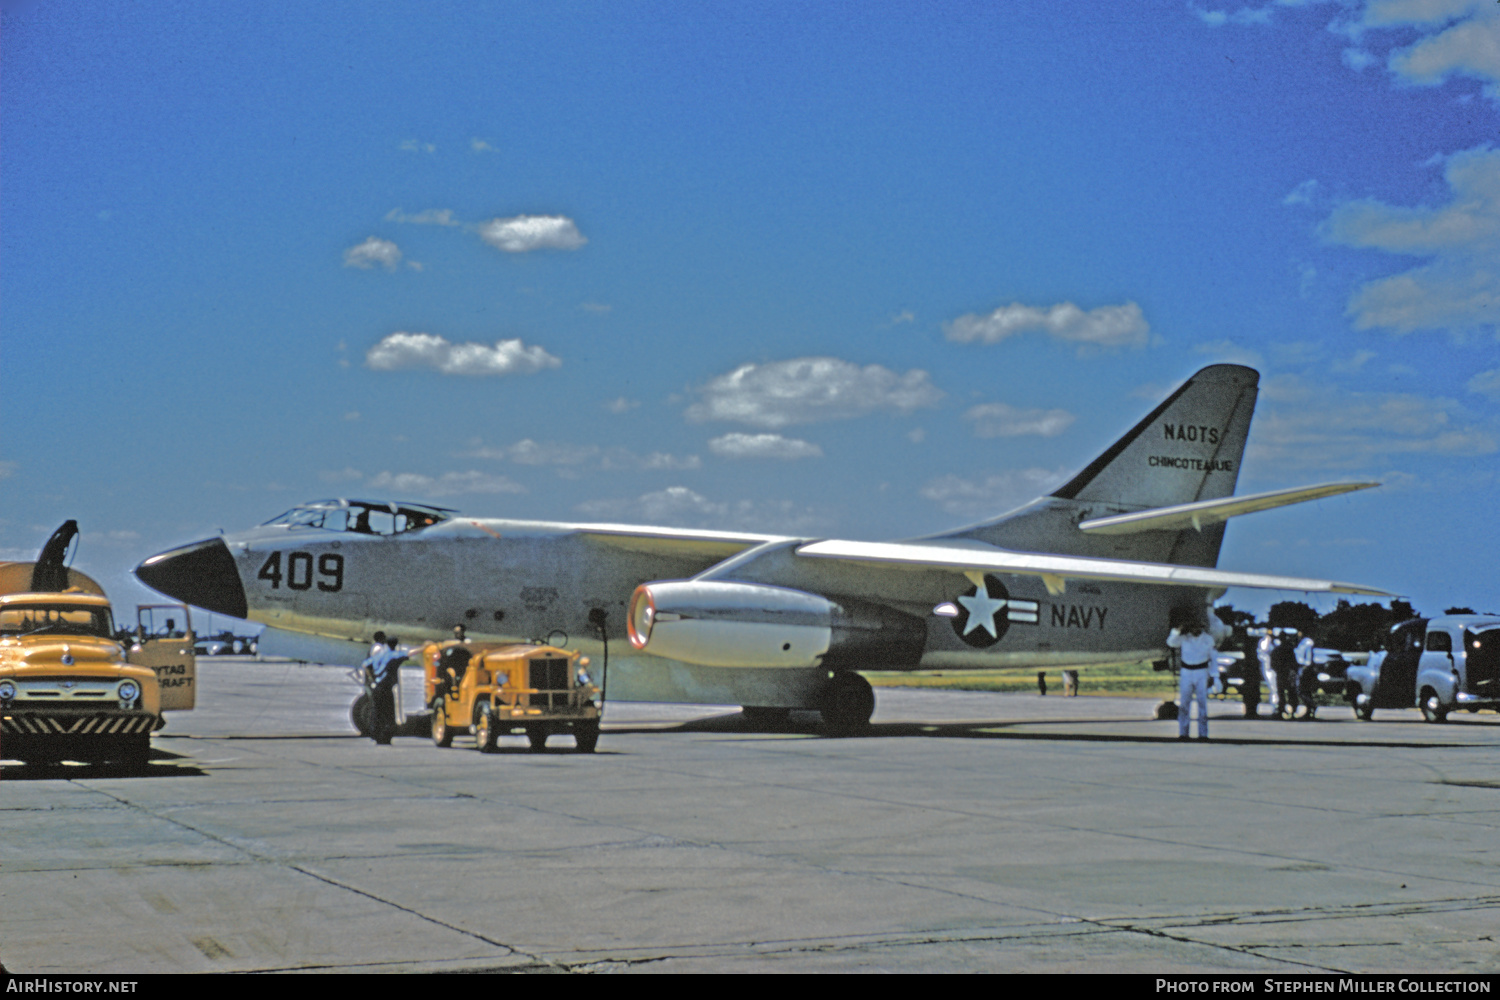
956, 588, 1007, 638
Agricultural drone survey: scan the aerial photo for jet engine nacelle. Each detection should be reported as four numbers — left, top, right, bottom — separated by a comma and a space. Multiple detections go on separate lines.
627, 580, 926, 669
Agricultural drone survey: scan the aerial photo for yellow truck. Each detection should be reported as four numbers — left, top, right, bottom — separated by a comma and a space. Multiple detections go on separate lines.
0, 521, 195, 770
423, 640, 601, 753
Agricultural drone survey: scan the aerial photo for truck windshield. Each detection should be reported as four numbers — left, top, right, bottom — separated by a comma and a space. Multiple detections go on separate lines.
262, 500, 453, 536
0, 604, 115, 639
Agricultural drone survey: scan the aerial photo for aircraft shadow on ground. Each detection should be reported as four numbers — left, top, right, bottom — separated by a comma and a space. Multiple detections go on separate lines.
615, 710, 1493, 750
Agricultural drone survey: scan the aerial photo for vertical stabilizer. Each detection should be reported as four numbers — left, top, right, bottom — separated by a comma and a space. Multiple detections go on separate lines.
1050, 364, 1257, 509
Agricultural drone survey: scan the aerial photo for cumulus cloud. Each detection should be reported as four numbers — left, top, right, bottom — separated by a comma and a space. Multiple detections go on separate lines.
1324, 146, 1500, 336
385, 208, 460, 226
606, 397, 639, 414
708, 433, 824, 459
963, 403, 1075, 438
1193, 339, 1266, 367
366, 332, 561, 376
685, 357, 943, 429
1376, 1, 1500, 98
575, 487, 825, 533
477, 215, 587, 253
944, 301, 1151, 352
1246, 374, 1497, 470
364, 471, 526, 497
343, 236, 403, 270
1468, 368, 1500, 400
464, 439, 701, 471
920, 468, 1070, 519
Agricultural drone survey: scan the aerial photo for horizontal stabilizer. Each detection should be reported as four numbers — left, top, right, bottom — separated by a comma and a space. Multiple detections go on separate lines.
794, 538, 1392, 597
1077, 481, 1378, 536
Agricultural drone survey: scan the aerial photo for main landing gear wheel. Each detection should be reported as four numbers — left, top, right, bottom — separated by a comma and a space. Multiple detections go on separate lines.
741, 706, 791, 727
1420, 689, 1449, 724
574, 720, 599, 754
351, 693, 373, 736
821, 673, 875, 733
431, 698, 454, 747
474, 703, 498, 753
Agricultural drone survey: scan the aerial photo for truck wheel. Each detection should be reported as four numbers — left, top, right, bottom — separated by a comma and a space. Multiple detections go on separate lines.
527, 729, 547, 752
574, 721, 599, 754
431, 698, 454, 747
350, 694, 372, 736
474, 704, 498, 753
1420, 688, 1449, 724
821, 673, 875, 733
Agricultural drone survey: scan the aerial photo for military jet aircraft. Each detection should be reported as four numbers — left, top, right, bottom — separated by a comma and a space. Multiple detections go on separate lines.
135, 364, 1385, 726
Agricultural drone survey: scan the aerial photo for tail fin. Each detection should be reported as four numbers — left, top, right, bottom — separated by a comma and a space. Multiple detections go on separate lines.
1050, 364, 1257, 509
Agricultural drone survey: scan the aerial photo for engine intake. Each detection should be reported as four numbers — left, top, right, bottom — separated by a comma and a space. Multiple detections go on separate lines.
628, 580, 925, 669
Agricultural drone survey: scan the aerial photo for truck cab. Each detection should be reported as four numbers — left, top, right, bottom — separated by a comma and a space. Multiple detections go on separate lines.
424, 640, 601, 753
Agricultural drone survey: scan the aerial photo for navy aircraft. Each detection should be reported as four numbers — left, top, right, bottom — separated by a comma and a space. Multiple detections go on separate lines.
135, 364, 1385, 726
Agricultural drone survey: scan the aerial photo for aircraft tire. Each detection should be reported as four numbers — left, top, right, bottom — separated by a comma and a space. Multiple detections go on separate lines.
1419, 688, 1448, 724
350, 694, 372, 736
474, 704, 497, 753
741, 706, 791, 727
821, 672, 875, 733
527, 729, 547, 752
431, 698, 454, 747
574, 721, 599, 754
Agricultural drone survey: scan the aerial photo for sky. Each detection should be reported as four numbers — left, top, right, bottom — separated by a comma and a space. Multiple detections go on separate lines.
2, 0, 1497, 628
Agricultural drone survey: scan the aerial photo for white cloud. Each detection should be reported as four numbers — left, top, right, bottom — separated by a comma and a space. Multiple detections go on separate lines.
0, 461, 14, 480
708, 433, 824, 459
606, 397, 639, 414
963, 403, 1075, 438
1192, 4, 1275, 27
944, 301, 1151, 352
1324, 146, 1500, 336
1468, 368, 1500, 400
1193, 339, 1266, 367
575, 487, 825, 533
1283, 179, 1321, 206
685, 357, 944, 429
1246, 374, 1497, 470
580, 302, 612, 314
1332, 349, 1380, 373
477, 214, 587, 253
365, 471, 526, 497
385, 208, 460, 226
919, 468, 1070, 519
366, 332, 561, 376
464, 439, 701, 471
399, 139, 435, 153
471, 138, 496, 153
1382, 2, 1500, 97
343, 236, 403, 270
319, 467, 364, 484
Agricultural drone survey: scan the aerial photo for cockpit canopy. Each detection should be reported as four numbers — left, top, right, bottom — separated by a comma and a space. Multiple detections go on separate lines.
262, 499, 455, 536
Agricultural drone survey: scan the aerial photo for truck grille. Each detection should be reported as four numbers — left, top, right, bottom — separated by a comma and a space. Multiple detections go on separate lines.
3, 712, 157, 736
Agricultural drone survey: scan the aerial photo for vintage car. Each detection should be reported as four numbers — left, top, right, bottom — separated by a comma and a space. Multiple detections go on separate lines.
1345, 615, 1500, 722
424, 640, 601, 753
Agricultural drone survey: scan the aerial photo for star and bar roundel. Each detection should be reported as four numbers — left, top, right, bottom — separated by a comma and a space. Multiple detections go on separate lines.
951, 574, 1040, 648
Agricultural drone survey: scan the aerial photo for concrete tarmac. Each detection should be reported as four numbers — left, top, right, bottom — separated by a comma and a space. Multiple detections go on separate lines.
2, 658, 1498, 974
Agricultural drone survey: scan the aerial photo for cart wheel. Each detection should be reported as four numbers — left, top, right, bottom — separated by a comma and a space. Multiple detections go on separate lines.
527, 729, 547, 752
431, 698, 454, 747
574, 721, 599, 754
474, 703, 497, 753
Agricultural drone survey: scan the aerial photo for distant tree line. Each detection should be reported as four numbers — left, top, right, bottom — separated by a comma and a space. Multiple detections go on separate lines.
1212, 599, 1486, 652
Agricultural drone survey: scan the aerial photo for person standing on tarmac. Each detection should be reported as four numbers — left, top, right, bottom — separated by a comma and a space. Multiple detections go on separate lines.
364, 635, 406, 745
1270, 630, 1301, 720
1167, 619, 1218, 741
1295, 632, 1319, 720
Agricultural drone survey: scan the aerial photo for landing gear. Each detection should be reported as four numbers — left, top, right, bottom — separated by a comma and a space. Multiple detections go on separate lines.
820, 673, 875, 733
741, 706, 791, 727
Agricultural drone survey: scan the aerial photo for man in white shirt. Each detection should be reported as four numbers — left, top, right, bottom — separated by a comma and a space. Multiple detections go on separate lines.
1167, 620, 1218, 741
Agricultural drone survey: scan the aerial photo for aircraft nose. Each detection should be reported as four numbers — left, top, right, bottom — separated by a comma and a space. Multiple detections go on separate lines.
134, 537, 249, 619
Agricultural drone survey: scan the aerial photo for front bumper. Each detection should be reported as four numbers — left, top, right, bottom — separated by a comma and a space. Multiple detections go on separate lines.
2, 709, 161, 736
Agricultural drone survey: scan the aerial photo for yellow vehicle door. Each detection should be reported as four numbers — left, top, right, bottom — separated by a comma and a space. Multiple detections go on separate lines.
126, 604, 197, 710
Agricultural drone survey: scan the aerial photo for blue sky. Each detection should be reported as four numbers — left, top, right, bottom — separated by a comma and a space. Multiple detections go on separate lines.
3, 0, 1497, 625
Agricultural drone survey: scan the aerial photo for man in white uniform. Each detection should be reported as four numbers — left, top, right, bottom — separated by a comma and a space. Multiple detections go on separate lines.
1167, 620, 1218, 741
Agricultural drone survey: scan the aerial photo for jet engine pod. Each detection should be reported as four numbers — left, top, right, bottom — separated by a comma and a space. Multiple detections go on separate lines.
627, 580, 926, 669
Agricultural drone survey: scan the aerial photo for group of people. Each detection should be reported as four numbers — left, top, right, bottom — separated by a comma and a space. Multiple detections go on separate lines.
360, 625, 469, 745
1166, 617, 1323, 740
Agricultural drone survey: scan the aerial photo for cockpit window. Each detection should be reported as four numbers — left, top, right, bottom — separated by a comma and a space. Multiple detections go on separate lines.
0, 604, 114, 639
262, 500, 454, 536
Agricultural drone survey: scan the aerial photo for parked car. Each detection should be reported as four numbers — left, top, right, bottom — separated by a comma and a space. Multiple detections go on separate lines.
1345, 615, 1500, 721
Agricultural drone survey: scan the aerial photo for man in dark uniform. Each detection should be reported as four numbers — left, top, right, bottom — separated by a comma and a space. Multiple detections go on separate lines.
364, 635, 406, 745
1270, 630, 1301, 720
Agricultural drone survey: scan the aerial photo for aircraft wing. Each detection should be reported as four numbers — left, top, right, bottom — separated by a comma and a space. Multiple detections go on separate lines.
794, 538, 1392, 597
1077, 481, 1378, 535
577, 525, 793, 560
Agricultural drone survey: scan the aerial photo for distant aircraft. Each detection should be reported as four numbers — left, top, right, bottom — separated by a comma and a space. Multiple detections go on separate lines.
135, 364, 1384, 726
